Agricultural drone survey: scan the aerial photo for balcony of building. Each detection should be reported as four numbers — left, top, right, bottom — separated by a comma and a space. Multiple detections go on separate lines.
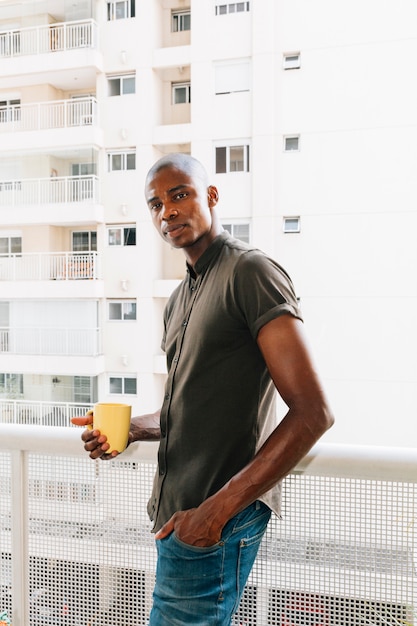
0, 399, 92, 427
0, 298, 104, 375
0, 97, 102, 151
0, 20, 102, 91
0, 251, 104, 299
1, 427, 416, 626
0, 174, 103, 226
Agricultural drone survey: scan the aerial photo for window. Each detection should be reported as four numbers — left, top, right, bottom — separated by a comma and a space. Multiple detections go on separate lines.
172, 10, 190, 32
107, 0, 135, 20
108, 300, 136, 321
72, 231, 97, 252
0, 373, 23, 396
284, 135, 300, 151
215, 60, 250, 95
0, 99, 20, 123
283, 217, 301, 233
0, 235, 21, 256
172, 82, 191, 104
283, 52, 301, 70
108, 74, 136, 96
73, 376, 96, 404
215, 2, 250, 15
216, 145, 250, 173
109, 375, 137, 395
107, 151, 136, 171
222, 222, 250, 243
71, 162, 96, 176
107, 225, 136, 246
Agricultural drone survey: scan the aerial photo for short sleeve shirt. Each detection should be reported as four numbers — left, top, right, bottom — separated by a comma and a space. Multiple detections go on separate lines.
147, 231, 302, 531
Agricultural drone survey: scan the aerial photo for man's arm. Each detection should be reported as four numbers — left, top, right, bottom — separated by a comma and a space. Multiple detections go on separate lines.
155, 315, 334, 545
71, 410, 161, 460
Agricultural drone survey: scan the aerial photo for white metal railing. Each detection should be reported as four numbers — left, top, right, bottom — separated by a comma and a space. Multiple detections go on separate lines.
0, 401, 92, 427
0, 327, 101, 355
0, 97, 98, 132
0, 429, 416, 626
0, 19, 97, 57
0, 251, 100, 281
0, 175, 99, 206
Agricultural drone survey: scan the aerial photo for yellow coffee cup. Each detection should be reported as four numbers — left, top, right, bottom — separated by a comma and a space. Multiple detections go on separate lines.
88, 403, 131, 453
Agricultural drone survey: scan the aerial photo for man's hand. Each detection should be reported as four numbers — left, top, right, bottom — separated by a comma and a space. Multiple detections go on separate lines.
71, 415, 120, 460
155, 506, 224, 547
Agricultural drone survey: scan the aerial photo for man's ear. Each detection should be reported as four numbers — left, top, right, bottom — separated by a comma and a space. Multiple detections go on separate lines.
208, 185, 219, 207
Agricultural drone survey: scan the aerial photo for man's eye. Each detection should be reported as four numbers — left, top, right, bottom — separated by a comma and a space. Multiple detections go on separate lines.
174, 192, 187, 200
151, 203, 162, 211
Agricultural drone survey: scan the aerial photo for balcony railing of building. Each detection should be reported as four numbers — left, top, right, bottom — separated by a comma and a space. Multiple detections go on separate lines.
0, 175, 99, 207
0, 19, 97, 58
0, 401, 91, 427
0, 97, 98, 132
0, 327, 101, 355
1, 428, 416, 626
0, 251, 100, 281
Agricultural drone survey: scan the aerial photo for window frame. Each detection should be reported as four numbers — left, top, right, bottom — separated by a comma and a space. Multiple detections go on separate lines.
71, 231, 97, 252
109, 374, 137, 395
0, 98, 21, 123
108, 73, 136, 96
0, 234, 22, 256
283, 216, 301, 234
108, 299, 137, 321
107, 150, 136, 172
171, 9, 191, 32
172, 81, 191, 105
284, 135, 300, 152
215, 2, 250, 15
221, 222, 250, 243
107, 225, 136, 247
283, 52, 301, 70
214, 59, 251, 95
107, 0, 135, 20
215, 144, 250, 173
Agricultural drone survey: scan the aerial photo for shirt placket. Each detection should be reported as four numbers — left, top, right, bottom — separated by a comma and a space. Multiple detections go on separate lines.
154, 273, 202, 514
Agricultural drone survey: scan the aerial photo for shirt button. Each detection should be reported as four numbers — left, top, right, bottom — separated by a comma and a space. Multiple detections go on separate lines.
164, 393, 170, 400
182, 320, 187, 326
173, 357, 179, 363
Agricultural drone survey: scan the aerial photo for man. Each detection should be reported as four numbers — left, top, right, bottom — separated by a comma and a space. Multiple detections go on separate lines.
72, 153, 334, 625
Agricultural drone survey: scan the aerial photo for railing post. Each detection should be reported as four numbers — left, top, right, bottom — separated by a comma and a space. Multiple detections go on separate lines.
10, 449, 30, 626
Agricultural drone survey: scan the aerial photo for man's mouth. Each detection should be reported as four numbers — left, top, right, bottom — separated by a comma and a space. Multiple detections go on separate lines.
164, 224, 185, 237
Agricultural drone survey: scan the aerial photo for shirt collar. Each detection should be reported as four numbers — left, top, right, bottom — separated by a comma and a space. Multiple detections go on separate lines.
186, 230, 230, 277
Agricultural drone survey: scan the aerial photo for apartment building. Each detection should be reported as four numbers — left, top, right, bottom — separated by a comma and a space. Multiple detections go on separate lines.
0, 0, 416, 448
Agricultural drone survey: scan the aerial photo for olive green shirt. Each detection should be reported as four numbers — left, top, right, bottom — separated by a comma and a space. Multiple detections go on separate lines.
147, 231, 302, 531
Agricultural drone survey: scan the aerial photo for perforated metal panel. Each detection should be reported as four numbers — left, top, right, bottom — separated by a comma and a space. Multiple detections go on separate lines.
1, 450, 416, 625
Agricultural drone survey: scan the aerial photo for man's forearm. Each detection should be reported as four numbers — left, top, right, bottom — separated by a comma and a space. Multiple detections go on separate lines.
200, 404, 334, 535
130, 410, 161, 441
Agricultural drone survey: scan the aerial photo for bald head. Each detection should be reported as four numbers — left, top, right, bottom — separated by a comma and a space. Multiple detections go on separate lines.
145, 153, 210, 192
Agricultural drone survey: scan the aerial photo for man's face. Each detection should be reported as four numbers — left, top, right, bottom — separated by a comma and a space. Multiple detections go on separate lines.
145, 165, 218, 258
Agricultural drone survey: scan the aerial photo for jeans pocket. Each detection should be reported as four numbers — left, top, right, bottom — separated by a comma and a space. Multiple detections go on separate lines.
156, 532, 225, 584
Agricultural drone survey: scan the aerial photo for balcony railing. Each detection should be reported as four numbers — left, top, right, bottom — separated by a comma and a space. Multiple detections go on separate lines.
1, 428, 416, 626
0, 97, 98, 132
0, 326, 101, 355
0, 19, 97, 58
0, 252, 100, 281
0, 175, 99, 207
0, 401, 91, 427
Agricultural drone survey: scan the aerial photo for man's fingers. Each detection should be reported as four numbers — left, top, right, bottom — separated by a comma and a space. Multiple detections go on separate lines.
71, 416, 92, 427
155, 517, 175, 540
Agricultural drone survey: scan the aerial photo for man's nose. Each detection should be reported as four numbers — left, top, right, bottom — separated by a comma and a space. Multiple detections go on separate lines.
161, 203, 178, 220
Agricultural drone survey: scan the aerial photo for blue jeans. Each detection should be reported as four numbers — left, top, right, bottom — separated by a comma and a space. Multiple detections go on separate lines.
148, 501, 271, 626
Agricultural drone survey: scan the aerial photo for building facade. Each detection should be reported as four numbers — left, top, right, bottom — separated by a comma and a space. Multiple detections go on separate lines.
0, 0, 416, 447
